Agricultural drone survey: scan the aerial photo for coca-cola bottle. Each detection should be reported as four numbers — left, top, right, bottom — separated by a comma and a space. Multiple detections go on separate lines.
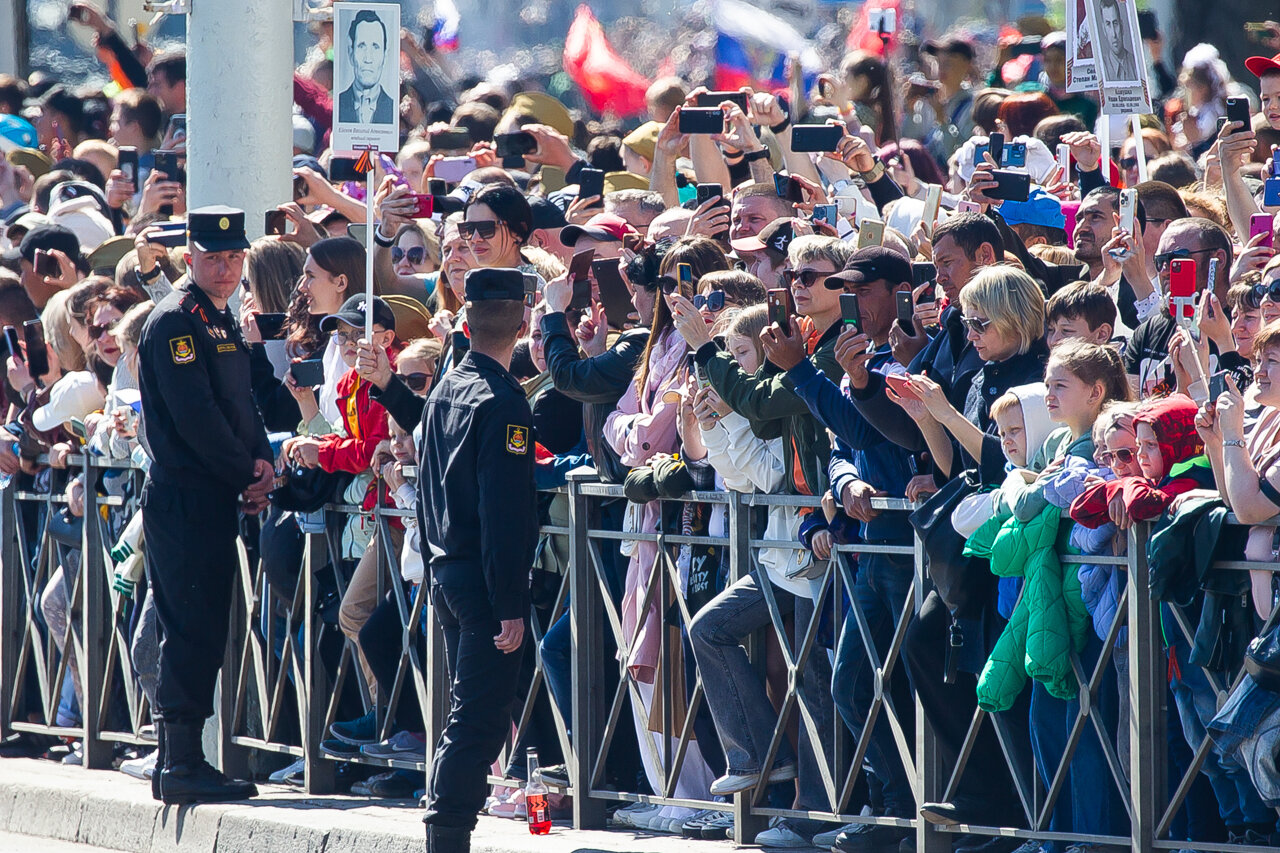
526, 747, 551, 835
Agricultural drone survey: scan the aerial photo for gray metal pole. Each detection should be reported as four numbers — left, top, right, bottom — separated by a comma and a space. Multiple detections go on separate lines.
186, 0, 292, 232
0, 0, 28, 79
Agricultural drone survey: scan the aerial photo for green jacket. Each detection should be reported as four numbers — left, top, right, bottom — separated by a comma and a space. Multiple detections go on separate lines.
694, 321, 844, 497
965, 503, 1090, 711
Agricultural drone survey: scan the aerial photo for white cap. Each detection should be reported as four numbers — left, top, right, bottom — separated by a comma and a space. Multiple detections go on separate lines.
32, 371, 106, 433
47, 195, 113, 253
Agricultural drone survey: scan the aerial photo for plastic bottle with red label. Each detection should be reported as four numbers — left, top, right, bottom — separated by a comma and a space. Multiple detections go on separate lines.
526, 747, 551, 835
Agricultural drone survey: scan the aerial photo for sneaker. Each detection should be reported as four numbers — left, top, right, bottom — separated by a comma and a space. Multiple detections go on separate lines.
319, 738, 363, 759
487, 788, 527, 820
360, 730, 427, 759
700, 812, 735, 840
351, 770, 397, 796
709, 763, 798, 796
833, 823, 911, 853
268, 757, 306, 784
120, 751, 156, 780
1006, 842, 1044, 853
61, 742, 83, 766
611, 802, 659, 828
680, 809, 721, 838
329, 709, 379, 746
355, 768, 420, 798
540, 763, 570, 787
815, 824, 860, 849
1227, 831, 1271, 847
755, 817, 816, 848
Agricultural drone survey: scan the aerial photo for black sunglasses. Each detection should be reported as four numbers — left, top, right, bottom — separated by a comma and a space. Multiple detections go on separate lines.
1254, 280, 1280, 304
1096, 447, 1135, 467
87, 321, 117, 340
657, 275, 684, 295
781, 269, 830, 288
399, 371, 432, 392
1153, 247, 1215, 271
1119, 157, 1139, 170
693, 290, 726, 312
458, 221, 499, 240
391, 246, 426, 265
961, 315, 992, 334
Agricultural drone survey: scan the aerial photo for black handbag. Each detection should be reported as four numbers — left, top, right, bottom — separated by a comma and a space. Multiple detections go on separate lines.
268, 466, 354, 513
908, 470, 993, 619
1245, 621, 1280, 692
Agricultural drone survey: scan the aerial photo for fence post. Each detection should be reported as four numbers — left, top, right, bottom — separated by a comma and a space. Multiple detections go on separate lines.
729, 491, 767, 845
0, 483, 19, 736
913, 522, 947, 853
302, 529, 335, 793
215, 536, 253, 781
80, 459, 110, 769
567, 472, 606, 830
1127, 522, 1163, 853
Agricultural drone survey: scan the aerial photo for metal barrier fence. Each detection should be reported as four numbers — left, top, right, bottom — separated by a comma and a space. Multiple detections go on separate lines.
0, 456, 1277, 853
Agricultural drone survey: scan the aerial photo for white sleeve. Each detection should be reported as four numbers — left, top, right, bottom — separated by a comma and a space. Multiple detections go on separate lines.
716, 411, 785, 494
701, 418, 757, 493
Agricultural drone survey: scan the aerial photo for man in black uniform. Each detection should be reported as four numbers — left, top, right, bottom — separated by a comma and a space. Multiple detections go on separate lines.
137, 206, 274, 804
374, 268, 536, 853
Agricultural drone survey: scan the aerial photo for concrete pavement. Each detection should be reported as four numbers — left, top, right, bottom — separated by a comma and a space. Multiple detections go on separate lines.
0, 758, 742, 853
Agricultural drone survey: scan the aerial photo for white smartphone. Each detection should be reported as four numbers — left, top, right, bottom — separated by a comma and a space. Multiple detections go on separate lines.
956, 200, 982, 214
434, 156, 478, 184
1057, 143, 1071, 180
922, 184, 942, 228
1119, 188, 1136, 234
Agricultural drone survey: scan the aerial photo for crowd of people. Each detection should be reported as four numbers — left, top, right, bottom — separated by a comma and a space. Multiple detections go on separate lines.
2, 1, 1280, 851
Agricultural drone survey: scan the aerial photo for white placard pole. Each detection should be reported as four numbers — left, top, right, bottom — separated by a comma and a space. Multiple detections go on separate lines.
1100, 120, 1111, 185
1131, 114, 1148, 184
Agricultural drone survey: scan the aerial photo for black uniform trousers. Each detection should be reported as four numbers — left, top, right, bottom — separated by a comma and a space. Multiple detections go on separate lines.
423, 566, 526, 830
142, 479, 240, 725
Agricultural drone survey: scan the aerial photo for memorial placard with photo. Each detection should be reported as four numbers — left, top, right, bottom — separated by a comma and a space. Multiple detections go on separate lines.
1065, 0, 1097, 93
1085, 0, 1152, 115
331, 1, 400, 154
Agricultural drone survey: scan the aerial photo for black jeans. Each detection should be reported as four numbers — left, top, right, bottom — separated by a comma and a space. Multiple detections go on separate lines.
142, 480, 239, 725
423, 572, 526, 830
358, 591, 424, 728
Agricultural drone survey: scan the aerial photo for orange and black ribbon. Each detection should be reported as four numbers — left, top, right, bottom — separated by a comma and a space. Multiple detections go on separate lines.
353, 148, 376, 175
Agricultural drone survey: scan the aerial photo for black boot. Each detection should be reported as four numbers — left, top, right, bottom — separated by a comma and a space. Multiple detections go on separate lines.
158, 721, 257, 806
151, 719, 165, 801
424, 824, 471, 853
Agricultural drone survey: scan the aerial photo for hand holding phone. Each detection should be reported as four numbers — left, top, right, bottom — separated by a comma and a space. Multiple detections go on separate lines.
264, 210, 287, 236
885, 373, 920, 402
767, 288, 794, 335
1251, 212, 1275, 249
840, 293, 864, 335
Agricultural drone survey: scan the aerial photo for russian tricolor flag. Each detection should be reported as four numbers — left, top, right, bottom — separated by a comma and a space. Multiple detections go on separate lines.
432, 0, 460, 52
712, 0, 820, 91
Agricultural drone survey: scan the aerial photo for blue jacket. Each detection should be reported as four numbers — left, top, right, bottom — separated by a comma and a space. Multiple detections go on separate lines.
787, 348, 914, 543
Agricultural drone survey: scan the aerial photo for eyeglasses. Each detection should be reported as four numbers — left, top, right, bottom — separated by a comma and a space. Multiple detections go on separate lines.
87, 321, 117, 340
398, 371, 432, 392
1153, 247, 1215, 272
693, 290, 726, 312
961, 315, 992, 334
656, 275, 686, 295
457, 221, 499, 240
781, 269, 831, 288
1119, 157, 1138, 170
1096, 447, 1135, 467
1253, 279, 1280, 304
391, 246, 426, 265
331, 329, 368, 343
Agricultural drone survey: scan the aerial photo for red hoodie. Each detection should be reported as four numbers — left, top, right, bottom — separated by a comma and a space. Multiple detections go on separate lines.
316, 345, 400, 475
1070, 395, 1211, 527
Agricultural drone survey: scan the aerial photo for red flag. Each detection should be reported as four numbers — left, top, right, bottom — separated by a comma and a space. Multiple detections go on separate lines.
563, 5, 650, 117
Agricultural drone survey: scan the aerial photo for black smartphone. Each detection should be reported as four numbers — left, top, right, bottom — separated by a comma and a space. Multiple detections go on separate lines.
1226, 97, 1252, 133
2, 326, 20, 361
812, 203, 838, 226
293, 173, 308, 202
840, 292, 863, 334
166, 113, 186, 142
329, 157, 361, 183
912, 262, 937, 287
429, 128, 472, 150
427, 178, 448, 196
578, 168, 605, 205
568, 248, 595, 311
264, 210, 287, 236
592, 259, 636, 329
679, 107, 725, 135
431, 194, 466, 216
695, 90, 749, 112
494, 131, 538, 159
1005, 142, 1028, 168
767, 288, 794, 335
790, 124, 843, 153
1208, 370, 1229, 404
987, 169, 1031, 202
22, 321, 48, 382
255, 313, 288, 341
289, 358, 325, 387
117, 146, 138, 184
152, 150, 184, 186
33, 249, 58, 278
148, 223, 187, 247
987, 132, 1005, 168
696, 182, 725, 207
774, 174, 804, 203
896, 290, 915, 333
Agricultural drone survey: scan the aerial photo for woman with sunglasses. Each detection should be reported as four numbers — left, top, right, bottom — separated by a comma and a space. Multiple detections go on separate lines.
602, 236, 729, 824
692, 269, 767, 322
461, 184, 533, 271
373, 179, 443, 305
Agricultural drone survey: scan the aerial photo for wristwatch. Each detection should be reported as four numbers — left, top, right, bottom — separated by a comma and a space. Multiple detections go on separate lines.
742, 148, 770, 164
1223, 439, 1247, 449
859, 160, 885, 183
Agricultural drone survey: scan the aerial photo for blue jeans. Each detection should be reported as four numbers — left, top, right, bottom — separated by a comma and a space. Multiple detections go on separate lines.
831, 551, 914, 817
1166, 621, 1272, 829
1027, 630, 1127, 845
689, 571, 835, 809
540, 609, 573, 731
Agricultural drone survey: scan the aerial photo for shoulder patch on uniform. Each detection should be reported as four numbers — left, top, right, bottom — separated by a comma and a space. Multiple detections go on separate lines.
506, 424, 528, 455
169, 335, 196, 364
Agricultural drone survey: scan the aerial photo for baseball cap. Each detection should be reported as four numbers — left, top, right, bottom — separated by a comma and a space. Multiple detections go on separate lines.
826, 246, 913, 289
319, 294, 397, 334
32, 371, 105, 433
529, 197, 568, 231
464, 267, 526, 302
1246, 53, 1280, 78
5, 209, 47, 245
292, 114, 316, 154
187, 206, 252, 253
730, 218, 795, 260
47, 193, 113, 253
8, 223, 81, 266
999, 187, 1066, 229
922, 36, 975, 62
0, 115, 37, 152
560, 213, 638, 247
292, 154, 326, 179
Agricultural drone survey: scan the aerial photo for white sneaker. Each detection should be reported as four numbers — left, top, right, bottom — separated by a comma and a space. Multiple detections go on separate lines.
612, 802, 659, 828
119, 751, 156, 780
61, 742, 82, 766
753, 817, 813, 848
709, 763, 797, 795
268, 757, 306, 784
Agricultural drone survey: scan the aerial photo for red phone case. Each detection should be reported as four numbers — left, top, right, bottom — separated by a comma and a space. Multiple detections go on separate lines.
1168, 259, 1196, 321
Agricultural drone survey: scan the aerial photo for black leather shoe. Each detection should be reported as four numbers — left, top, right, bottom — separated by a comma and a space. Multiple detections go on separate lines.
159, 760, 258, 805
834, 823, 911, 853
425, 824, 471, 853
151, 719, 165, 801
953, 836, 1027, 853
